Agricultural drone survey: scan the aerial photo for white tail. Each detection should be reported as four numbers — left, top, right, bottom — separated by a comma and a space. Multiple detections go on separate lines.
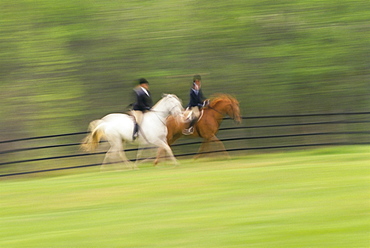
80, 120, 104, 152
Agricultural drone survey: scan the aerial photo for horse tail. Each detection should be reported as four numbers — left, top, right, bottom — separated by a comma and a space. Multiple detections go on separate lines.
81, 120, 105, 152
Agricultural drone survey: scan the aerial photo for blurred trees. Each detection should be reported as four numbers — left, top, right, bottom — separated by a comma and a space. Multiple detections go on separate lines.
0, 0, 369, 140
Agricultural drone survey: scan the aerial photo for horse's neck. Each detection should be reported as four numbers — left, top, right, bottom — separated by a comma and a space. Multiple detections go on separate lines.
151, 103, 169, 120
209, 102, 227, 118
206, 107, 224, 127
153, 97, 177, 118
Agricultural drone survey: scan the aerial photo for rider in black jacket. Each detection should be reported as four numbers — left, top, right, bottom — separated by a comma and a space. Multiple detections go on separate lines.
131, 78, 153, 139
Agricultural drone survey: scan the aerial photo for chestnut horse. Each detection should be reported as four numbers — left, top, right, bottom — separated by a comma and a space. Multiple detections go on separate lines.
155, 94, 241, 164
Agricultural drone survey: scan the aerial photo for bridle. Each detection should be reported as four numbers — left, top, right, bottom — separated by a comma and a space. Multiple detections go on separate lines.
207, 100, 237, 120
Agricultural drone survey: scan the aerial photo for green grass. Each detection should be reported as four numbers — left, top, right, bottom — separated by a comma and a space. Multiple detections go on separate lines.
1, 146, 369, 247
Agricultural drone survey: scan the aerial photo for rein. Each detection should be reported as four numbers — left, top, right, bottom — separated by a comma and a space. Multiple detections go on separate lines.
207, 105, 224, 116
137, 110, 168, 144
152, 110, 167, 125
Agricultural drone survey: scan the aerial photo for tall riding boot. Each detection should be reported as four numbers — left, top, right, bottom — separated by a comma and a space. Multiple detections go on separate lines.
133, 123, 139, 140
183, 119, 197, 135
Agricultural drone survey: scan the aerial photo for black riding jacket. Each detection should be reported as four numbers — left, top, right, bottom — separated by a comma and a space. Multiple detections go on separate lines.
132, 87, 153, 111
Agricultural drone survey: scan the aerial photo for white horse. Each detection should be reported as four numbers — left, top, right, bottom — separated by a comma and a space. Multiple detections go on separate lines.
81, 94, 184, 169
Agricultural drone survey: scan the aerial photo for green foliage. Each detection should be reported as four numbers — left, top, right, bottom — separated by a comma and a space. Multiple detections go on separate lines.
0, 0, 369, 139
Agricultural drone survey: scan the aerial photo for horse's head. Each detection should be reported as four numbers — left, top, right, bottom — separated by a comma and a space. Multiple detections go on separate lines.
208, 94, 241, 123
161, 94, 184, 116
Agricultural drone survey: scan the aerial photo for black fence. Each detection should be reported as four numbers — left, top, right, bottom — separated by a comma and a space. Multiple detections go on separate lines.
1, 112, 369, 177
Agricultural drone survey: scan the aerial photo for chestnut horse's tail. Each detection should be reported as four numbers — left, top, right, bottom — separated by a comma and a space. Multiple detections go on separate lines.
81, 120, 105, 152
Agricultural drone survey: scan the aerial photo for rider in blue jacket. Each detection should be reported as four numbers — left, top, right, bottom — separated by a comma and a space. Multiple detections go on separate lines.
183, 75, 207, 135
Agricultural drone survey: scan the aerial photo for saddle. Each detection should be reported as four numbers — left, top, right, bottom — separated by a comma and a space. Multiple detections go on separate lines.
182, 108, 204, 135
184, 109, 203, 124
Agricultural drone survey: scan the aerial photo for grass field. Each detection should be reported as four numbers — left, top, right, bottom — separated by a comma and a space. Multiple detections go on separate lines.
1, 146, 369, 247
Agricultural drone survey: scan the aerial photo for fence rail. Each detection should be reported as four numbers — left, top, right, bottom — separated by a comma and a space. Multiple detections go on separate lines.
2, 111, 369, 144
1, 112, 369, 177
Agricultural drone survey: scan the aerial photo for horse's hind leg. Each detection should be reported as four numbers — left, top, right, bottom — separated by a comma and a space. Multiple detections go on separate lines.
101, 136, 130, 171
101, 147, 117, 171
134, 145, 153, 169
118, 151, 132, 169
118, 142, 133, 170
133, 146, 145, 170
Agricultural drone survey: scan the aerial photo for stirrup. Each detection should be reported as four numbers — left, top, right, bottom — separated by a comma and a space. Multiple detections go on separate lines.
182, 127, 194, 135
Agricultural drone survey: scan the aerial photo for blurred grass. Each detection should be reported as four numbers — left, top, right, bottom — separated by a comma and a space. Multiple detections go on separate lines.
1, 146, 369, 247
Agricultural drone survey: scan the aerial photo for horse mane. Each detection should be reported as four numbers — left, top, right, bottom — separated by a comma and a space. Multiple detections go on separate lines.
164, 93, 182, 104
152, 94, 182, 109
208, 94, 239, 108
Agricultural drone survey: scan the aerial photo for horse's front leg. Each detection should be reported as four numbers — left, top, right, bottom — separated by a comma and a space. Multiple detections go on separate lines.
209, 135, 230, 159
118, 142, 133, 169
195, 135, 229, 159
133, 146, 145, 170
157, 141, 178, 166
154, 147, 166, 165
194, 140, 210, 159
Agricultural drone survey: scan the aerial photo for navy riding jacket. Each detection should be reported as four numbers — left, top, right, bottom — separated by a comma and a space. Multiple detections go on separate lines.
187, 87, 206, 108
132, 87, 153, 111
